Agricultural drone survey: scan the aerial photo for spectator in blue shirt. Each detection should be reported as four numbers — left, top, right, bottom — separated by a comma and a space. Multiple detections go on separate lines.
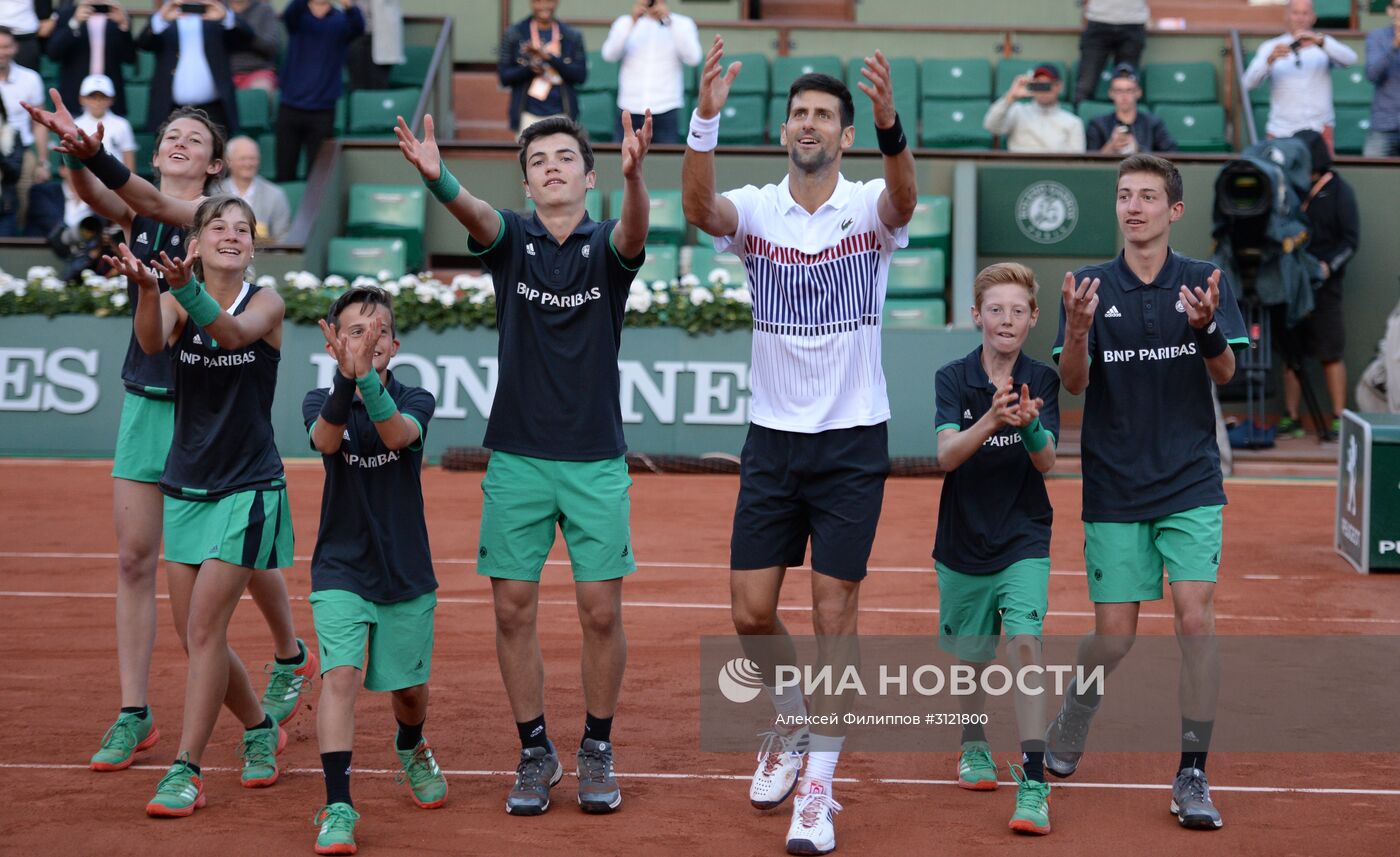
274, 0, 363, 182
1364, 0, 1400, 157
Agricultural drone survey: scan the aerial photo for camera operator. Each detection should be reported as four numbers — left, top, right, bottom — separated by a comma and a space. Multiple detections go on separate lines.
49, 211, 121, 280
1243, 0, 1357, 147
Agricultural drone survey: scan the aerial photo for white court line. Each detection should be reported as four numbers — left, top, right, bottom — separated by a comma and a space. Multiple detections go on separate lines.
0, 762, 1394, 797
3, 589, 1399, 625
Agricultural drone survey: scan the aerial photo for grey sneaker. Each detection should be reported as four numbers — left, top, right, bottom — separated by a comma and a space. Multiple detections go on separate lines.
576, 738, 622, 813
1171, 767, 1223, 830
1044, 695, 1098, 778
506, 743, 563, 816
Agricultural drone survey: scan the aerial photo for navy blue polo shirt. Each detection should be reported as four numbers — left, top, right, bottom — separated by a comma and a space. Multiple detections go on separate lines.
932, 347, 1060, 575
467, 208, 644, 461
1052, 250, 1249, 523
302, 373, 437, 604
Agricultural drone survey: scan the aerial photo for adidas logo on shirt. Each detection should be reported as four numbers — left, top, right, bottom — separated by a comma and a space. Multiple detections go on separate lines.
192, 334, 202, 345
1104, 305, 1122, 318
136, 232, 149, 244
963, 409, 973, 419
525, 242, 536, 256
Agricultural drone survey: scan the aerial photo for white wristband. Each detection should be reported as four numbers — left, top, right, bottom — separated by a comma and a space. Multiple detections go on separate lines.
687, 109, 720, 152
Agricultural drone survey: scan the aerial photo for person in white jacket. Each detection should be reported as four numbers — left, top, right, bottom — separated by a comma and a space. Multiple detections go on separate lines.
983, 65, 1085, 153
601, 1, 701, 143
1243, 0, 1357, 145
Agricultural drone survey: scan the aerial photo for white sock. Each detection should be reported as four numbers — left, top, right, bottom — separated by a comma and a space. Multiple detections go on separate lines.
804, 735, 844, 787
765, 684, 808, 720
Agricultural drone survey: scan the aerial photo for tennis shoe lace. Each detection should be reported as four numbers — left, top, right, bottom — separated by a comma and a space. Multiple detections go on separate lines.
577, 744, 614, 783
513, 749, 556, 791
396, 743, 440, 788
1052, 702, 1091, 750
961, 744, 995, 774
263, 662, 308, 700
154, 758, 195, 796
794, 788, 843, 831
1011, 764, 1050, 809
98, 716, 141, 752
240, 729, 276, 769
314, 802, 360, 834
1176, 769, 1209, 803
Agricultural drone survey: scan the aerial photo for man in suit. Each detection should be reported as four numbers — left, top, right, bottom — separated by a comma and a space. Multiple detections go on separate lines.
218, 134, 290, 241
136, 0, 251, 134
47, 1, 138, 118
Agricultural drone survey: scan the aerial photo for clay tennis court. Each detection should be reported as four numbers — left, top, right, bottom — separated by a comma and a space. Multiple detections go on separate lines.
2, 458, 1397, 856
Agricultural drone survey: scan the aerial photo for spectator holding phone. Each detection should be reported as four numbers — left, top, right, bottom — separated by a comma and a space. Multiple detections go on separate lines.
1086, 63, 1176, 154
137, 0, 252, 134
227, 0, 281, 93
1364, 0, 1400, 157
983, 65, 1085, 153
47, 1, 137, 118
497, 0, 586, 132
1243, 0, 1357, 147
601, 0, 701, 144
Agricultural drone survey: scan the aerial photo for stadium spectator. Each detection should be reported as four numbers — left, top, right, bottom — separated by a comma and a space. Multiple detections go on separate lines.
1075, 0, 1149, 105
1243, 0, 1357, 146
218, 134, 289, 240
275, 0, 362, 183
346, 0, 402, 91
983, 65, 1085, 153
1364, 0, 1400, 157
74, 73, 136, 167
600, 0, 701, 144
47, 1, 137, 118
0, 0, 54, 70
497, 0, 586, 132
0, 25, 49, 235
1086, 63, 1176, 154
227, 0, 281, 93
138, 0, 251, 135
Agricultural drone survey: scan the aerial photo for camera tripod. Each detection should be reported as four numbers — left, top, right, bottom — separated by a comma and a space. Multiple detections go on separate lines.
1237, 291, 1335, 446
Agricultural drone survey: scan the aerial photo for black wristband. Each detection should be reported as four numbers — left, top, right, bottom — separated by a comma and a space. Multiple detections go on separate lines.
875, 113, 907, 157
82, 146, 132, 190
319, 372, 356, 426
1193, 319, 1230, 359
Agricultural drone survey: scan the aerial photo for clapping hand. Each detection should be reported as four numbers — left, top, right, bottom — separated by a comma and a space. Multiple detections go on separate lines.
1179, 269, 1221, 330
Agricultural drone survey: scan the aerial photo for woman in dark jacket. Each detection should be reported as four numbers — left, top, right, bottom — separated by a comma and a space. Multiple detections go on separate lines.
496, 0, 587, 132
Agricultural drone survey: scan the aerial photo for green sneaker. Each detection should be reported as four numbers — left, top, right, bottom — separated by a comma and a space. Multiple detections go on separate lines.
1277, 416, 1306, 439
1008, 763, 1051, 835
261, 639, 318, 725
145, 756, 205, 818
240, 721, 287, 788
91, 709, 160, 771
957, 740, 998, 790
395, 735, 449, 809
313, 802, 361, 855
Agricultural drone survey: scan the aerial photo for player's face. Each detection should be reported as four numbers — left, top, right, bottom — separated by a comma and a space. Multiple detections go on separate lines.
156, 118, 220, 183
197, 206, 254, 273
1116, 172, 1183, 245
972, 283, 1038, 356
522, 133, 595, 208
337, 303, 398, 371
781, 90, 852, 174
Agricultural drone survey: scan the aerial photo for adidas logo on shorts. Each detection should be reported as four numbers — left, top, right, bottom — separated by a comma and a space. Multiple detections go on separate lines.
1104, 305, 1122, 318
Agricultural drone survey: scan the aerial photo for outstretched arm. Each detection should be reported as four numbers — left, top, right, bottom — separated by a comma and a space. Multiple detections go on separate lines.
857, 50, 916, 230
395, 114, 500, 247
612, 110, 652, 258
55, 108, 201, 227
681, 35, 741, 238
108, 244, 183, 353
151, 247, 284, 351
24, 88, 135, 231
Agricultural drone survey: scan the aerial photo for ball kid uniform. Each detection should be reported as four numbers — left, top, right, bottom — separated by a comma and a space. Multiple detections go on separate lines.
933, 348, 1059, 662
111, 216, 188, 482
1052, 250, 1248, 603
161, 281, 292, 570
468, 209, 644, 582
302, 374, 438, 690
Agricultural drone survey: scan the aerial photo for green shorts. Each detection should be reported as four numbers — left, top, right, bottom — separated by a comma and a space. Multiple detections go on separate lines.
936, 557, 1050, 662
477, 451, 636, 583
310, 589, 437, 692
1083, 505, 1223, 603
164, 488, 294, 570
111, 392, 174, 483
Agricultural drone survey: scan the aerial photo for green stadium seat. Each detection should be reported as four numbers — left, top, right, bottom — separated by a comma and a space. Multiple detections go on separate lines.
885, 249, 946, 298
346, 184, 427, 270
995, 59, 1070, 101
327, 237, 408, 279
1143, 62, 1217, 104
727, 53, 771, 98
918, 98, 993, 149
906, 195, 951, 252
124, 51, 155, 84
634, 244, 679, 285
335, 95, 348, 134
1074, 61, 1116, 102
346, 88, 419, 137
688, 245, 747, 285
280, 180, 306, 221
884, 298, 946, 328
1251, 104, 1269, 139
577, 90, 617, 143
1333, 106, 1371, 155
389, 45, 435, 88
124, 85, 149, 130
1331, 66, 1373, 107
772, 55, 844, 89
920, 58, 992, 100
235, 88, 271, 133
134, 132, 155, 178
1313, 0, 1352, 27
717, 94, 768, 145
1249, 77, 1270, 106
612, 188, 686, 245
40, 54, 60, 84
580, 51, 619, 94
1152, 104, 1230, 152
768, 94, 789, 143
527, 188, 603, 221
1076, 100, 1115, 120
847, 59, 919, 149
685, 63, 699, 97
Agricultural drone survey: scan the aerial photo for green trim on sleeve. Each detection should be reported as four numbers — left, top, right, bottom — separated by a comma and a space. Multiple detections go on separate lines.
1227, 336, 1250, 352
935, 422, 961, 434
403, 413, 425, 453
1050, 345, 1091, 365
609, 231, 646, 271
465, 210, 507, 257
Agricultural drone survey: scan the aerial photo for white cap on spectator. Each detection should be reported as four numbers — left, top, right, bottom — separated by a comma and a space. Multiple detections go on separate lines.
80, 74, 116, 98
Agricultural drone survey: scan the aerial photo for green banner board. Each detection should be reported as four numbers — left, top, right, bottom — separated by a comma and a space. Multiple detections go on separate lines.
976, 166, 1119, 258
1336, 410, 1400, 573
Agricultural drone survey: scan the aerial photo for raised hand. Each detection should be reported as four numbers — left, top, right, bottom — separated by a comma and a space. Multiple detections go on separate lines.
22, 88, 81, 142
58, 122, 105, 159
348, 314, 380, 378
395, 114, 441, 182
202, 0, 227, 22
620, 109, 653, 180
697, 35, 742, 120
152, 247, 197, 291
1062, 272, 1100, 337
1179, 268, 1221, 330
856, 50, 897, 129
318, 319, 356, 379
1008, 73, 1033, 100
1008, 382, 1044, 429
106, 243, 158, 291
989, 378, 1022, 428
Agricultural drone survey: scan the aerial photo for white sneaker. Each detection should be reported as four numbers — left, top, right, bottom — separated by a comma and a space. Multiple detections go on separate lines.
749, 728, 806, 809
785, 779, 842, 855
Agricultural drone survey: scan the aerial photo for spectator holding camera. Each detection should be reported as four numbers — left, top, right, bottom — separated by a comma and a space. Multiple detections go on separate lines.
983, 65, 1085, 153
1243, 0, 1357, 147
47, 1, 137, 118
601, 0, 700, 144
1086, 64, 1176, 154
497, 0, 586, 132
1364, 0, 1400, 157
138, 0, 252, 134
227, 0, 281, 93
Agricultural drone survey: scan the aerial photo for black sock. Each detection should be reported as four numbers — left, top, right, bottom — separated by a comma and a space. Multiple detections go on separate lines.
1021, 739, 1047, 782
396, 717, 425, 751
275, 639, 306, 666
246, 713, 274, 733
1180, 718, 1213, 773
583, 712, 613, 746
517, 714, 549, 750
120, 706, 149, 720
1072, 679, 1103, 709
961, 721, 987, 744
322, 751, 353, 807
178, 759, 201, 776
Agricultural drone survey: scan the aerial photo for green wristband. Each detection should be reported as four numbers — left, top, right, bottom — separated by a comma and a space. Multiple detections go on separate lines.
171, 279, 222, 328
61, 153, 85, 171
423, 165, 461, 204
356, 371, 397, 422
1019, 418, 1051, 453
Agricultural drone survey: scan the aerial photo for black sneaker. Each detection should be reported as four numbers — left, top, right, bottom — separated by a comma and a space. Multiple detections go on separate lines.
506, 742, 562, 816
1044, 695, 1098, 778
576, 738, 622, 813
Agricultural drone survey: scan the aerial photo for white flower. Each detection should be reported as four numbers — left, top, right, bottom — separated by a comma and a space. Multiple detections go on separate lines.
14, 285, 27, 297
42, 276, 65, 291
689, 287, 714, 306
680, 272, 701, 288
629, 279, 650, 296
439, 290, 456, 307
292, 271, 320, 291
110, 292, 129, 308
377, 270, 394, 282
652, 280, 670, 292
707, 267, 732, 286
323, 275, 348, 289
351, 276, 379, 289
414, 284, 436, 302
722, 286, 752, 305
398, 274, 419, 288
26, 266, 57, 281
469, 289, 491, 305
652, 290, 669, 306
626, 291, 652, 313
256, 275, 276, 289
383, 281, 401, 296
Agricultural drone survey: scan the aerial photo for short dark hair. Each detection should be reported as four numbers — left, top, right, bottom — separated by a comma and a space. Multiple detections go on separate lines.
1118, 153, 1184, 206
517, 116, 594, 176
327, 285, 398, 339
153, 107, 229, 195
784, 73, 854, 129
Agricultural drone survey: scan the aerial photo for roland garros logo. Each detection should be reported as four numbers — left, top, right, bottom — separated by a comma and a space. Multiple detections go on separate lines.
1015, 180, 1079, 245
717, 657, 764, 703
